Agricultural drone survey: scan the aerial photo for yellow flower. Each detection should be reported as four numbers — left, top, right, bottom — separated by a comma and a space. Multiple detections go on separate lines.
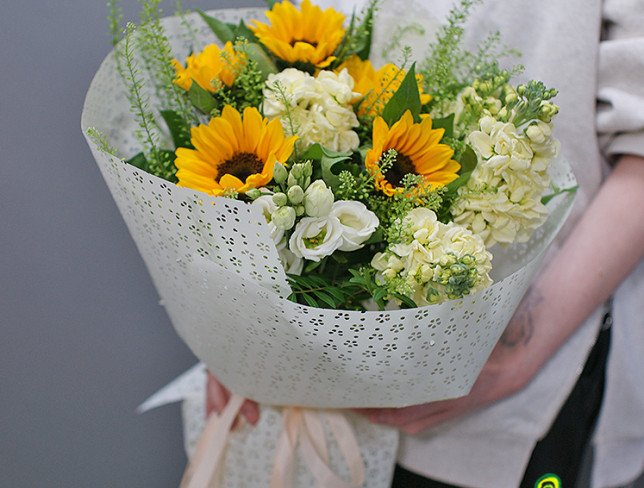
338, 55, 432, 117
365, 111, 460, 196
250, 0, 345, 69
175, 105, 297, 196
172, 42, 244, 93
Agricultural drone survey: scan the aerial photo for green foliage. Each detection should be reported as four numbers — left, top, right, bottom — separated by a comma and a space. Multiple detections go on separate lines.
300, 144, 354, 191
107, 0, 123, 47
126, 150, 178, 182
197, 10, 259, 44
117, 23, 163, 168
175, 0, 200, 49
381, 63, 422, 125
287, 274, 358, 309
188, 81, 218, 114
541, 185, 578, 205
86, 127, 118, 155
348, 268, 418, 310
420, 0, 522, 115
137, 0, 197, 130
332, 0, 379, 65
160, 109, 193, 148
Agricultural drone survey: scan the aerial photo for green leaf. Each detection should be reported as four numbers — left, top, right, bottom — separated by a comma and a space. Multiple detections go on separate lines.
302, 294, 318, 308
244, 42, 278, 80
197, 9, 235, 44
355, 2, 376, 60
160, 110, 192, 148
233, 20, 257, 42
188, 81, 217, 114
541, 185, 578, 205
314, 291, 337, 309
392, 293, 418, 309
265, 0, 276, 8
364, 227, 384, 245
127, 152, 147, 169
444, 145, 478, 193
432, 114, 455, 139
381, 63, 422, 126
458, 145, 478, 174
300, 143, 353, 190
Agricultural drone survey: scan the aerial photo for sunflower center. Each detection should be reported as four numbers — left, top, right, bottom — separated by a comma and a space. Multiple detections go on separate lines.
290, 38, 318, 48
384, 152, 417, 187
217, 152, 264, 183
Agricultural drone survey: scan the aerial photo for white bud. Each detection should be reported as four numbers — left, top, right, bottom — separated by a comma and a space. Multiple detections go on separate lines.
272, 206, 296, 230
303, 180, 334, 217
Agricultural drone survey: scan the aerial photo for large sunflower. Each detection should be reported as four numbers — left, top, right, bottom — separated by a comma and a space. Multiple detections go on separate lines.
175, 105, 297, 196
338, 55, 432, 117
365, 111, 460, 196
172, 42, 244, 93
249, 0, 345, 69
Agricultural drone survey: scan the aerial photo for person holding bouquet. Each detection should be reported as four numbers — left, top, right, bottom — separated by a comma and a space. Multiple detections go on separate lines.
206, 0, 644, 487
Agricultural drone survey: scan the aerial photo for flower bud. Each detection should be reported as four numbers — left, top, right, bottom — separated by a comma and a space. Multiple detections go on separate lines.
272, 192, 288, 207
287, 173, 298, 188
245, 188, 262, 200
287, 185, 304, 204
303, 180, 334, 217
295, 205, 305, 216
290, 163, 304, 179
271, 206, 296, 230
273, 163, 288, 184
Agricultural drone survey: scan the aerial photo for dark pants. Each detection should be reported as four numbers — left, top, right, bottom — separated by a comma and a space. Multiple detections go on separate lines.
392, 324, 611, 488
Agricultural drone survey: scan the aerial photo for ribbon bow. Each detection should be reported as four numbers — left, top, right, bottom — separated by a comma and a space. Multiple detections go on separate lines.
180, 394, 366, 488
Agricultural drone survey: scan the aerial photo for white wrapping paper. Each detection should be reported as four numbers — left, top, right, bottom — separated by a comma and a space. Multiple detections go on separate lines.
82, 8, 577, 487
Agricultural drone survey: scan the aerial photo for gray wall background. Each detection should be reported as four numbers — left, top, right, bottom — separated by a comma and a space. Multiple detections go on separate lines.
0, 1, 262, 487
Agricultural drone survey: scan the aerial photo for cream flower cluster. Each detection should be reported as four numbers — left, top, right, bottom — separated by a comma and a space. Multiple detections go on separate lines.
451, 116, 559, 247
262, 68, 360, 153
372, 208, 492, 306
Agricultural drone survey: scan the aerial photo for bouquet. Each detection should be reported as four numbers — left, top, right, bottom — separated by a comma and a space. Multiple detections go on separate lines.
83, 0, 577, 486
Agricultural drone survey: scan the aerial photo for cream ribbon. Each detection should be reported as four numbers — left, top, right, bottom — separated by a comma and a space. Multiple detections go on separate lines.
180, 394, 365, 488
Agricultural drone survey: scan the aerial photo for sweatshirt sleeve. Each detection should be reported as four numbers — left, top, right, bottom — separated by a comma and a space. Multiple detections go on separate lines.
597, 0, 644, 160
597, 0, 644, 159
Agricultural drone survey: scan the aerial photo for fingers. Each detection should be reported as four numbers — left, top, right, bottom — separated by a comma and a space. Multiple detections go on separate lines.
205, 371, 260, 426
206, 371, 230, 416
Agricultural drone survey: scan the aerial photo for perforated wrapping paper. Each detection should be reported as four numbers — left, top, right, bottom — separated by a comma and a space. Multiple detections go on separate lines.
83, 8, 577, 410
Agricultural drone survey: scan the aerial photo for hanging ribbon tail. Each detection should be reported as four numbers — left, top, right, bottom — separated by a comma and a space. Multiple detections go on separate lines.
270, 408, 366, 488
180, 394, 245, 488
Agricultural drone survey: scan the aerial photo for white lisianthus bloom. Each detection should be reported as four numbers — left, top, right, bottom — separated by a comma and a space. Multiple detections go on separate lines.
263, 68, 360, 153
330, 201, 380, 251
278, 246, 304, 275
303, 180, 334, 217
252, 194, 285, 248
289, 216, 344, 262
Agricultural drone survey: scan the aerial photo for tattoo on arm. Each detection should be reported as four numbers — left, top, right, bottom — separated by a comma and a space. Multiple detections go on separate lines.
499, 286, 544, 347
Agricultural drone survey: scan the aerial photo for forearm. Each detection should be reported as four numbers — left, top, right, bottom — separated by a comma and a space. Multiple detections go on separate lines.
504, 154, 644, 380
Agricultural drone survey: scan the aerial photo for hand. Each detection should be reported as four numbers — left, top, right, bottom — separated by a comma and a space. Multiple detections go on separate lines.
355, 289, 545, 435
206, 371, 260, 426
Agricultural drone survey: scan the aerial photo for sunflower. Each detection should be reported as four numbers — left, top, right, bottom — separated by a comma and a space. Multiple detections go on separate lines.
249, 0, 345, 69
365, 111, 460, 196
172, 42, 244, 93
175, 105, 297, 196
338, 55, 432, 117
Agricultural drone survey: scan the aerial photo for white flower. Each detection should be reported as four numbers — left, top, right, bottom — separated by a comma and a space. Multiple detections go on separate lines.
289, 216, 343, 262
372, 208, 493, 306
278, 246, 304, 275
272, 206, 297, 231
252, 194, 285, 247
330, 201, 380, 251
263, 68, 360, 153
303, 180, 334, 217
453, 115, 558, 247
